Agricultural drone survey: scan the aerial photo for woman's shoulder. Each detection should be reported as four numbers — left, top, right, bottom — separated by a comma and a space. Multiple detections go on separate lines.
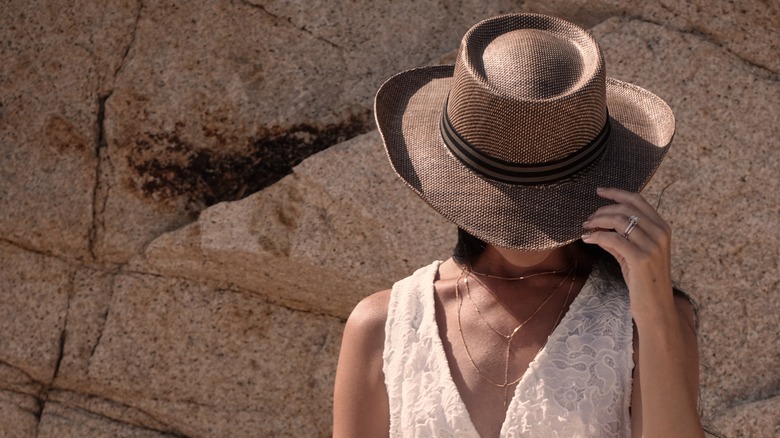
346, 289, 392, 337
344, 259, 451, 344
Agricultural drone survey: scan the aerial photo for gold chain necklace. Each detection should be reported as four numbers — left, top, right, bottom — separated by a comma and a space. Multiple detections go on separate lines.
464, 260, 573, 281
464, 271, 567, 340
455, 262, 578, 408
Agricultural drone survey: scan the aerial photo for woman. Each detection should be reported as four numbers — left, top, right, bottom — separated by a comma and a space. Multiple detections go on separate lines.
334, 13, 703, 437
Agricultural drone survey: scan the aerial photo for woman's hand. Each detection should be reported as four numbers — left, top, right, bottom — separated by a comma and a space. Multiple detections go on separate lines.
581, 187, 676, 325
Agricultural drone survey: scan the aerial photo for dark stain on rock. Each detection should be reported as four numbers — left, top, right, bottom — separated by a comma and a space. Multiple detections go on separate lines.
127, 111, 371, 213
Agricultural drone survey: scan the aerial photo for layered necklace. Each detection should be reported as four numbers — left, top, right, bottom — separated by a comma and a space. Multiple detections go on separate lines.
454, 260, 578, 408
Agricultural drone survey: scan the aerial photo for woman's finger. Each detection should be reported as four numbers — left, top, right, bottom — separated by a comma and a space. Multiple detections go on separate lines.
584, 212, 663, 243
591, 188, 671, 241
581, 226, 640, 262
595, 187, 662, 222
584, 215, 653, 247
586, 203, 662, 230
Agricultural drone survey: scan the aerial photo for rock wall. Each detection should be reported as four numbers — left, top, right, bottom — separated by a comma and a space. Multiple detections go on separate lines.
1, 0, 778, 436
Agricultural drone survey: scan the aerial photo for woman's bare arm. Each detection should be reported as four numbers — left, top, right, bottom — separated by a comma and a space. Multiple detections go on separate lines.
333, 290, 391, 438
630, 294, 701, 437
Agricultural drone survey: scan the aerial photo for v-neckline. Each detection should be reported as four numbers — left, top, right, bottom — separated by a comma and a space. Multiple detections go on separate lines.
428, 262, 595, 437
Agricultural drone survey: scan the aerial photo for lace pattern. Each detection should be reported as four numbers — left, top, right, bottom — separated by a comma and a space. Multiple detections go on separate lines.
383, 261, 634, 437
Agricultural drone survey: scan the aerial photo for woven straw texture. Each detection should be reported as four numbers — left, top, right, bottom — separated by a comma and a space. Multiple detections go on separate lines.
374, 13, 674, 250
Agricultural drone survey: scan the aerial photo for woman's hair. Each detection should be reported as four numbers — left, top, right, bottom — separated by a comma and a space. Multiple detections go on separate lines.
452, 227, 488, 266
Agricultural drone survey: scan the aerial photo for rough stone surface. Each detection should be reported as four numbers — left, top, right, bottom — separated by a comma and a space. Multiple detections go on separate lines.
2, 1, 779, 436
524, 0, 780, 72
96, 0, 520, 263
0, 242, 71, 384
43, 390, 179, 437
0, 389, 38, 438
650, 0, 780, 72
711, 395, 780, 438
53, 271, 343, 437
37, 397, 175, 438
0, 360, 46, 434
0, 1, 140, 260
135, 131, 455, 318
55, 268, 116, 389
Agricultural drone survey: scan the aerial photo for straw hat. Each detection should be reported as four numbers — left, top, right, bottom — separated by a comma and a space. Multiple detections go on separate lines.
374, 13, 675, 250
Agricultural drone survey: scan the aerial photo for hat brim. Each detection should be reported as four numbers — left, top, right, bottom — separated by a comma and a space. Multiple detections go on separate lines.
375, 65, 675, 250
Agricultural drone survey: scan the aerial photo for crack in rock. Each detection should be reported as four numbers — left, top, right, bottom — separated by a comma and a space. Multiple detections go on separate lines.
627, 15, 779, 80
89, 93, 111, 262
39, 393, 190, 438
88, 0, 142, 263
238, 0, 343, 49
0, 238, 69, 264
31, 269, 76, 435
0, 359, 43, 389
114, 0, 144, 81
50, 329, 68, 386
87, 274, 116, 364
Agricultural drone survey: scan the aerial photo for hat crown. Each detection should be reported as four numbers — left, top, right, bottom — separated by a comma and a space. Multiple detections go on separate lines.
446, 14, 607, 165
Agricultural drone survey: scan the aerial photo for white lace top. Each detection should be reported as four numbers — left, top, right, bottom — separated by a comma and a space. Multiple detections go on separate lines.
383, 261, 634, 437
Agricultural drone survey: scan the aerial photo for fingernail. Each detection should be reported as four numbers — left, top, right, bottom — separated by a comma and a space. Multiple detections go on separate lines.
581, 230, 593, 240
596, 187, 605, 193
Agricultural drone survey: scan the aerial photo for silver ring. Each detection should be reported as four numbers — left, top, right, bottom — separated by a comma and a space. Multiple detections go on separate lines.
622, 215, 640, 240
